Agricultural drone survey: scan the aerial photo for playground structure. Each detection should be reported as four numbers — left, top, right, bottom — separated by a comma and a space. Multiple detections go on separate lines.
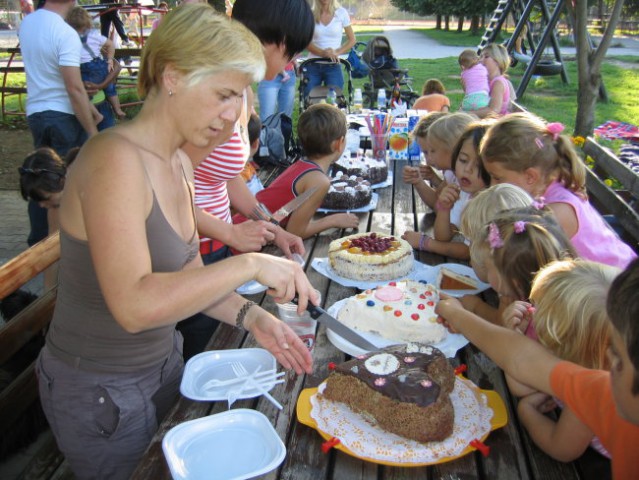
477, 0, 569, 99
0, 3, 162, 119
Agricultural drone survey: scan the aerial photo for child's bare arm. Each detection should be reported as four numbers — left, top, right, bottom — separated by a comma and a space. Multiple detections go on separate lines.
413, 180, 438, 209
101, 38, 116, 62
419, 237, 470, 259
436, 296, 559, 394
517, 393, 595, 462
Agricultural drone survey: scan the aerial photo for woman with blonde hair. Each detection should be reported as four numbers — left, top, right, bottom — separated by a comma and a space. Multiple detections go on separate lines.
35, 6, 316, 478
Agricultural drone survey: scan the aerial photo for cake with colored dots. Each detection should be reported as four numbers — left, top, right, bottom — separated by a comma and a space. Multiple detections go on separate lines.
328, 232, 414, 281
332, 153, 388, 185
321, 343, 455, 442
336, 280, 446, 344
321, 173, 372, 211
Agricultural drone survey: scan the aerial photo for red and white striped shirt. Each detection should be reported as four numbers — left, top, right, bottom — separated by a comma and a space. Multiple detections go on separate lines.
194, 124, 250, 242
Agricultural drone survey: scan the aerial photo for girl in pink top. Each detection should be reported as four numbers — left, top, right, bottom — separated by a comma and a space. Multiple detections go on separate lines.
481, 112, 637, 269
458, 49, 490, 112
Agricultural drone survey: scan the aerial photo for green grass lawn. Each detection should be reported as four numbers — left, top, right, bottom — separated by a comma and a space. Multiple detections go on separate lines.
2, 28, 638, 134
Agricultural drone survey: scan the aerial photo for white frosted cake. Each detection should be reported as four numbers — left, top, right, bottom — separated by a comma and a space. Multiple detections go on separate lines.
332, 153, 388, 185
328, 232, 414, 281
337, 280, 446, 344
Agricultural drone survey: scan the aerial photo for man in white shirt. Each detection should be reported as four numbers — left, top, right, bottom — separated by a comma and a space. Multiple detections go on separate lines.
19, 0, 97, 245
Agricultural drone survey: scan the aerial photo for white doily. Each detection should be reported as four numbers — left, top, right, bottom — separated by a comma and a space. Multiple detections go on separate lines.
310, 377, 493, 464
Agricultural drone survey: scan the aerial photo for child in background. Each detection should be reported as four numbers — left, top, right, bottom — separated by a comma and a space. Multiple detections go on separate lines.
67, 7, 126, 121
402, 111, 448, 199
233, 104, 359, 239
403, 120, 490, 260
403, 112, 474, 210
238, 113, 265, 195
481, 112, 637, 269
514, 260, 620, 461
458, 49, 490, 112
436, 258, 639, 479
412, 78, 450, 112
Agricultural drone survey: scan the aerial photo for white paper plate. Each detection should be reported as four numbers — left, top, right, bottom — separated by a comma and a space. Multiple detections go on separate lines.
311, 257, 432, 289
162, 409, 286, 480
415, 263, 490, 297
325, 298, 468, 358
318, 192, 378, 213
180, 349, 277, 402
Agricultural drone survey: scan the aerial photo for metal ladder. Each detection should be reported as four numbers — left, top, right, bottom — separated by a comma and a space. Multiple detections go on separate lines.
477, 0, 515, 53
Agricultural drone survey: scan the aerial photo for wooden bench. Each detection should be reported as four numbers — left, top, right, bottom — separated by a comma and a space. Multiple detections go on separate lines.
0, 233, 78, 478
580, 136, 639, 251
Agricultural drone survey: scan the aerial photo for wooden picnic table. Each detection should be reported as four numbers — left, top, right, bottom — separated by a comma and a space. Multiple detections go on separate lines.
131, 159, 611, 480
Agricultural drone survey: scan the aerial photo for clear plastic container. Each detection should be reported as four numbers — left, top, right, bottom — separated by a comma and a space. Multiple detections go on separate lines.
377, 88, 386, 110
353, 88, 363, 113
327, 87, 337, 105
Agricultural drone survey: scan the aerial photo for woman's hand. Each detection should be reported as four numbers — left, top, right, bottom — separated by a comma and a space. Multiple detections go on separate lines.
228, 220, 276, 253
322, 47, 339, 62
273, 227, 305, 257
502, 300, 533, 334
244, 309, 313, 374
252, 255, 317, 311
330, 212, 359, 229
437, 183, 460, 210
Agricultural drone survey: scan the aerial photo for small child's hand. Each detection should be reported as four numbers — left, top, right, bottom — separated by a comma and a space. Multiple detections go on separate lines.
435, 293, 465, 333
437, 183, 460, 211
502, 300, 533, 334
402, 165, 421, 185
332, 213, 359, 229
418, 164, 439, 184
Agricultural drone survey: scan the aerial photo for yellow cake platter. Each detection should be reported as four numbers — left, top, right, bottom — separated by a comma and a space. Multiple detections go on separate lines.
296, 380, 508, 467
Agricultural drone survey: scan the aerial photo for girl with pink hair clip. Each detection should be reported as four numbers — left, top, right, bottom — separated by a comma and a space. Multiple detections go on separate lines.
481, 112, 636, 269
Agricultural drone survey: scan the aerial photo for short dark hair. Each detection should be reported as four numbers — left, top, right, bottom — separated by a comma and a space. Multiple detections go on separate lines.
297, 104, 346, 158
451, 121, 492, 187
422, 78, 445, 96
247, 113, 262, 145
232, 0, 314, 60
19, 147, 67, 202
607, 257, 639, 394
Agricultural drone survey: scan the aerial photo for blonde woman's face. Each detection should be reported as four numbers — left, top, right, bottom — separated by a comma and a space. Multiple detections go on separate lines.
177, 70, 250, 149
480, 51, 500, 75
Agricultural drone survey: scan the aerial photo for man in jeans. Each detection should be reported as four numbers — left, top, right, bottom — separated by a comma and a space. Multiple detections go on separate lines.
19, 0, 97, 246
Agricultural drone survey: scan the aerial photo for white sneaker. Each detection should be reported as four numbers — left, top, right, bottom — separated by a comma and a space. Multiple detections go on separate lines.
122, 40, 134, 47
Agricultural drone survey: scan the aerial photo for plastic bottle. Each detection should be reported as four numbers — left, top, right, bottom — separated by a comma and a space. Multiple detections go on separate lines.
377, 88, 386, 111
326, 87, 337, 106
353, 88, 363, 113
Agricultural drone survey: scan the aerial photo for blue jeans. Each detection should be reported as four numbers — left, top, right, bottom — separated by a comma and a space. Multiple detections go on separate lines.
257, 70, 296, 121
303, 61, 344, 98
81, 58, 117, 98
96, 100, 115, 131
27, 110, 88, 245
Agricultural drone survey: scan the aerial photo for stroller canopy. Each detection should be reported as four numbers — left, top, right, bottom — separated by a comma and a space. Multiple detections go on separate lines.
362, 36, 398, 70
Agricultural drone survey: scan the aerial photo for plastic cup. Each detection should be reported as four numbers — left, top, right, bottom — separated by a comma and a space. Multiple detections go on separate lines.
370, 133, 389, 163
276, 291, 320, 351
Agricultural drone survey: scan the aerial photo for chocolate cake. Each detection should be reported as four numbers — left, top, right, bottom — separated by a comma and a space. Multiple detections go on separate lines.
321, 173, 372, 210
332, 154, 388, 185
321, 344, 455, 442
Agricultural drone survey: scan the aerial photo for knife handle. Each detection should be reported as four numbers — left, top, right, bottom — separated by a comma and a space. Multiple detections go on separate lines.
291, 296, 322, 320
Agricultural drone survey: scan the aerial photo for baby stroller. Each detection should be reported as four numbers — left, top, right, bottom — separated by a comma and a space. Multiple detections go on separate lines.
361, 36, 418, 108
297, 57, 353, 114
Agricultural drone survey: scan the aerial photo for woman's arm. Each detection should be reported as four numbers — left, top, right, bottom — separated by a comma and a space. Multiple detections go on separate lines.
517, 393, 595, 462
67, 135, 316, 334
475, 79, 505, 118
335, 25, 356, 56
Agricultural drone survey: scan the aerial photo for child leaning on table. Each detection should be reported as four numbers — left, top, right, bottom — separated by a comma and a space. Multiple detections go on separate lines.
233, 104, 359, 239
402, 120, 491, 260
402, 111, 448, 208
481, 112, 637, 269
435, 257, 639, 479
516, 259, 620, 461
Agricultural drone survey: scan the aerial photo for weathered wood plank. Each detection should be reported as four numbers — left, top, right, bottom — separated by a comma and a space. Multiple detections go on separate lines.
583, 137, 639, 198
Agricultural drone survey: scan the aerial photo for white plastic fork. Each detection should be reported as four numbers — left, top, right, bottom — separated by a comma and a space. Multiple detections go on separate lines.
201, 369, 284, 391
231, 362, 284, 410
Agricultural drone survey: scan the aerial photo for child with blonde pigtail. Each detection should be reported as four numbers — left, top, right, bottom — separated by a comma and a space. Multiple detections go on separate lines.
403, 119, 490, 260
481, 112, 637, 268
515, 259, 620, 462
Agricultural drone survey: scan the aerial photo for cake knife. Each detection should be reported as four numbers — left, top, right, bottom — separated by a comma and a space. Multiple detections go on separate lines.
292, 298, 379, 351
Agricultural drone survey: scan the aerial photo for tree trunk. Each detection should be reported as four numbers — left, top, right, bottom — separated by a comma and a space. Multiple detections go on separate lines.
444, 14, 450, 31
572, 0, 625, 137
457, 15, 464, 32
471, 15, 480, 35
436, 15, 442, 30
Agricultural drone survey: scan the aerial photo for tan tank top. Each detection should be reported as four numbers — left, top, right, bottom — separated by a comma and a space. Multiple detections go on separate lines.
46, 188, 199, 373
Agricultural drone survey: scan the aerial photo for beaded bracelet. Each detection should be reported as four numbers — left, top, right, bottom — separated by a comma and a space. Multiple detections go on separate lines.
418, 234, 431, 251
236, 300, 256, 330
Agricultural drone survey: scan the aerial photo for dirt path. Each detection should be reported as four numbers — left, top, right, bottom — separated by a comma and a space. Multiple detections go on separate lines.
0, 126, 33, 190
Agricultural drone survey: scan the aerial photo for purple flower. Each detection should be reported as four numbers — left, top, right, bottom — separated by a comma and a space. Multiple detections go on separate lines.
488, 222, 503, 249
514, 221, 526, 234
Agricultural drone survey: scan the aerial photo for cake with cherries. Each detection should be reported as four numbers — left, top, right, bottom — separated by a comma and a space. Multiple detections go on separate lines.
321, 343, 455, 442
337, 280, 446, 344
321, 173, 372, 211
328, 232, 414, 281
332, 153, 388, 185
437, 267, 478, 290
